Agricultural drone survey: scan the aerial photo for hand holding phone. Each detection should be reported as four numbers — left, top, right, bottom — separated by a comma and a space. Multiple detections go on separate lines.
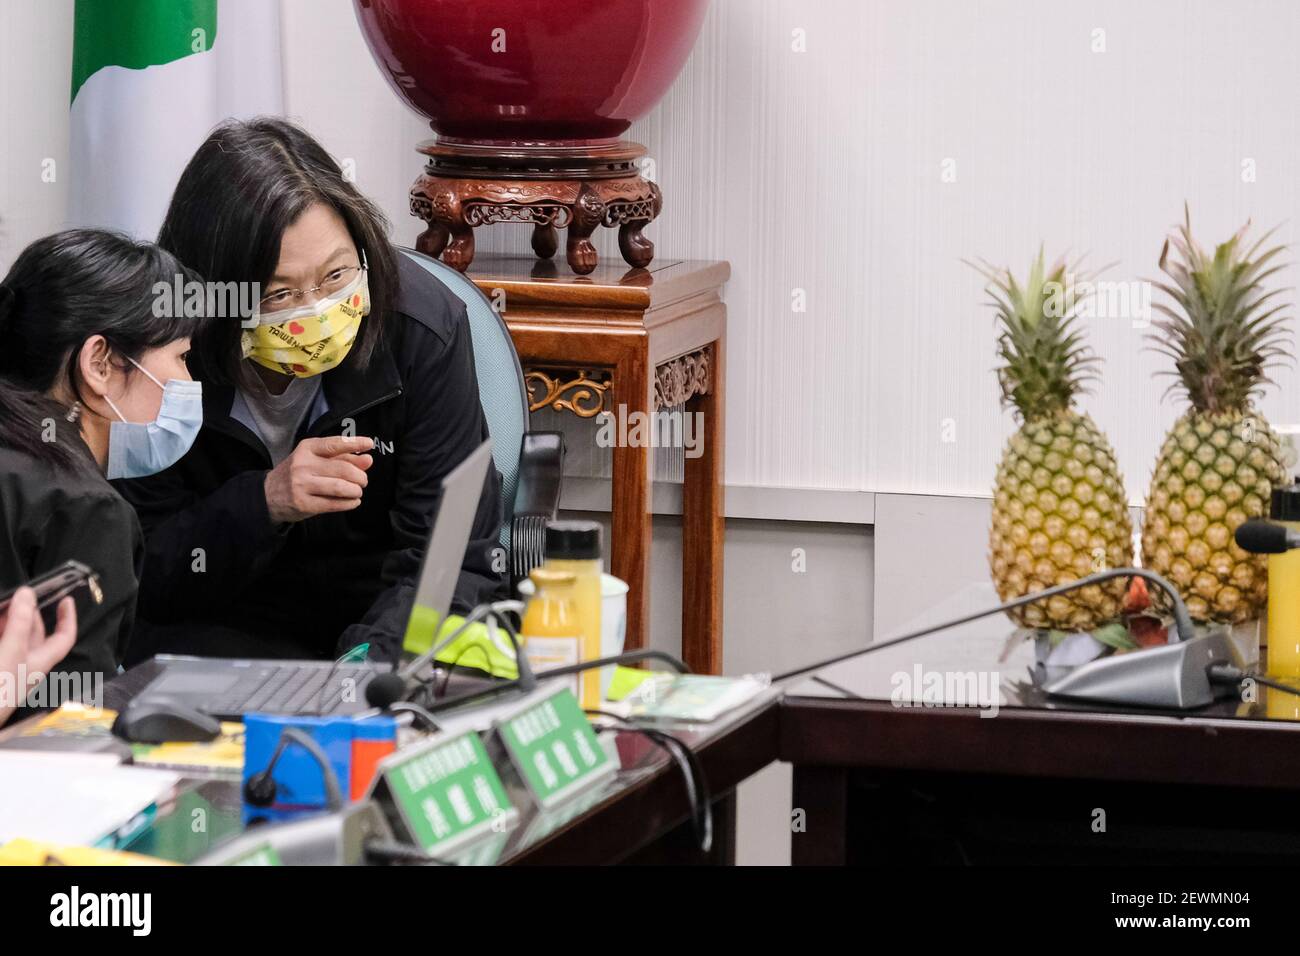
0, 588, 78, 727
0, 561, 102, 617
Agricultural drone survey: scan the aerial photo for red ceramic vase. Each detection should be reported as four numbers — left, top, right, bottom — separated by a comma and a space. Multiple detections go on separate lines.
353, 0, 708, 146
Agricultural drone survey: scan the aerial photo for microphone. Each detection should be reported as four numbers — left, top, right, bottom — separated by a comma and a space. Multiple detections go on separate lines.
198, 800, 395, 866
1234, 519, 1300, 554
773, 566, 1195, 683
366, 673, 407, 710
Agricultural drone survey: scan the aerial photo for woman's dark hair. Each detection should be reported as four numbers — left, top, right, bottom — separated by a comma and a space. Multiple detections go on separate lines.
158, 117, 400, 385
0, 229, 203, 470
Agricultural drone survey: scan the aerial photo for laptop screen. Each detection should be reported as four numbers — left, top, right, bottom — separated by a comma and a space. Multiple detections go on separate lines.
400, 439, 495, 657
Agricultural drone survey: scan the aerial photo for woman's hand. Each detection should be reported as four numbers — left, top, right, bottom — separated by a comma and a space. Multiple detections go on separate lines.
0, 587, 77, 727
263, 435, 374, 524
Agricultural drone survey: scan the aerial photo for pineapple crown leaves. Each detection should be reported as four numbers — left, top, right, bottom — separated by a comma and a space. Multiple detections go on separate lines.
965, 247, 1104, 420
1149, 204, 1293, 414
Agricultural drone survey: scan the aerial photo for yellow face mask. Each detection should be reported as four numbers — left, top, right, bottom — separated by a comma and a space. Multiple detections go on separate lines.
242, 272, 370, 377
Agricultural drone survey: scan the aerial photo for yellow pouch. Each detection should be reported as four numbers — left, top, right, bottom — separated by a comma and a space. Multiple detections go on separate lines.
404, 611, 520, 680
0, 838, 175, 866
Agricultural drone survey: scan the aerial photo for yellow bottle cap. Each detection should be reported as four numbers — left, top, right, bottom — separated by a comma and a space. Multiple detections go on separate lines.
529, 567, 577, 587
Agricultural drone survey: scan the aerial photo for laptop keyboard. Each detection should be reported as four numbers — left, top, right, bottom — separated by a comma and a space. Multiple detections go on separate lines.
198, 663, 379, 718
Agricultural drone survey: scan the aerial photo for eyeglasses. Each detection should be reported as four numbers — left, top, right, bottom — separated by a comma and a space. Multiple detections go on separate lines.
259, 262, 366, 312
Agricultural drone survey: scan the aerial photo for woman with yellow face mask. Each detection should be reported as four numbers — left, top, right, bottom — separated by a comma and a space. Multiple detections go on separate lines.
241, 251, 369, 379
115, 118, 507, 666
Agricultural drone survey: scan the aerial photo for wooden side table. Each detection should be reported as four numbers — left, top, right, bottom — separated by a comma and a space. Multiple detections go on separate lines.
468, 256, 730, 674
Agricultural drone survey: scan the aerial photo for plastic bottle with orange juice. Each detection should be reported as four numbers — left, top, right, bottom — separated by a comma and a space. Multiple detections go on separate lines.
539, 521, 603, 708
520, 567, 583, 702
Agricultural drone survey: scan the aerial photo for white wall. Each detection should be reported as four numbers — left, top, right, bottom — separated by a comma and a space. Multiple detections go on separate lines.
0, 0, 74, 263
6, 0, 1300, 504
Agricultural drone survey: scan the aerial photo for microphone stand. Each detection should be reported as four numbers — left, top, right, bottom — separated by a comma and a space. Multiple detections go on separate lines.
399, 599, 528, 681
772, 567, 1194, 683
413, 645, 690, 716
408, 603, 538, 714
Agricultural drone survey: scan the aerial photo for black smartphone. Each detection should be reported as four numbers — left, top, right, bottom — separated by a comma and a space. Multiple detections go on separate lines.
0, 560, 103, 617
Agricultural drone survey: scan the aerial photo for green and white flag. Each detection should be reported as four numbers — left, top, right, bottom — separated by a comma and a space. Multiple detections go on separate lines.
69, 0, 283, 240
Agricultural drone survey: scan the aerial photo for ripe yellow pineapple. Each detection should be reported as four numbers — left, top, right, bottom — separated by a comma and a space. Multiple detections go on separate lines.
1141, 209, 1290, 623
975, 252, 1133, 630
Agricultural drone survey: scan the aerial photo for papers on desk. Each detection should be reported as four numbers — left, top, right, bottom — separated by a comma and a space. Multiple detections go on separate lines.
401, 672, 769, 738
0, 703, 243, 777
131, 723, 244, 777
0, 752, 179, 847
0, 702, 131, 758
0, 838, 176, 866
604, 674, 770, 722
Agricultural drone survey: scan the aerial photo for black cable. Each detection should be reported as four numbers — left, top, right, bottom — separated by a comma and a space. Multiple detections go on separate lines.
363, 839, 458, 866
1251, 673, 1300, 698
412, 646, 690, 715
401, 637, 690, 717
417, 611, 539, 715
437, 641, 497, 697
244, 727, 344, 812
385, 701, 441, 732
398, 601, 508, 680
811, 674, 861, 699
585, 708, 712, 854
415, 676, 522, 715
534, 648, 689, 682
403, 623, 529, 709
1207, 664, 1300, 699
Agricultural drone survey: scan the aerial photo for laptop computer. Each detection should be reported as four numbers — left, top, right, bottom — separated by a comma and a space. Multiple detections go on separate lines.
130, 440, 496, 720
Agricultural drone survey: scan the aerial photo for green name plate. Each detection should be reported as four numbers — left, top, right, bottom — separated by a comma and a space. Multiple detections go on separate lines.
374, 731, 517, 855
498, 688, 616, 809
225, 843, 282, 866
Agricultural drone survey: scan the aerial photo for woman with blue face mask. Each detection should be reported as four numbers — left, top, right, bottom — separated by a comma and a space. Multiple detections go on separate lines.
0, 230, 205, 706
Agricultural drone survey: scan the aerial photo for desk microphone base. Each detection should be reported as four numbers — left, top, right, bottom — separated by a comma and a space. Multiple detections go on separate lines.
1044, 630, 1242, 710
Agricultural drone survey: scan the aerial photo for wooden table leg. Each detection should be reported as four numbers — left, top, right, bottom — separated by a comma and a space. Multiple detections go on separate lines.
681, 338, 725, 674
611, 346, 652, 654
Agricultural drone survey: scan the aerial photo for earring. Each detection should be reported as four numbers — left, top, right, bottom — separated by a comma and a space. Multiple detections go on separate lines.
65, 401, 81, 423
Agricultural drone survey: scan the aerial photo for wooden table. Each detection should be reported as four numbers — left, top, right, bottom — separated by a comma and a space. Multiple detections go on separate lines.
467, 256, 730, 674
79, 662, 780, 867
780, 616, 1300, 865
509, 693, 779, 865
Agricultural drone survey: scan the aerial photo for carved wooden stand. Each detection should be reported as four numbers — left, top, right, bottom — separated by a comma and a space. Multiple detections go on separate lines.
468, 256, 730, 675
410, 140, 663, 276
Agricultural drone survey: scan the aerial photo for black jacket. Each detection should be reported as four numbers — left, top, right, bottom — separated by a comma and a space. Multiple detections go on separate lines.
0, 442, 142, 690
116, 253, 506, 664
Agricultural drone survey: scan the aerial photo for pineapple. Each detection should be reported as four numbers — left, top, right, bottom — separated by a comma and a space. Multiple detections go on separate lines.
1141, 208, 1290, 624
975, 251, 1134, 630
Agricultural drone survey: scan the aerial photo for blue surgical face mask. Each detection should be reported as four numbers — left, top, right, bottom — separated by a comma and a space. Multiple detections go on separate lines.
103, 357, 203, 480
